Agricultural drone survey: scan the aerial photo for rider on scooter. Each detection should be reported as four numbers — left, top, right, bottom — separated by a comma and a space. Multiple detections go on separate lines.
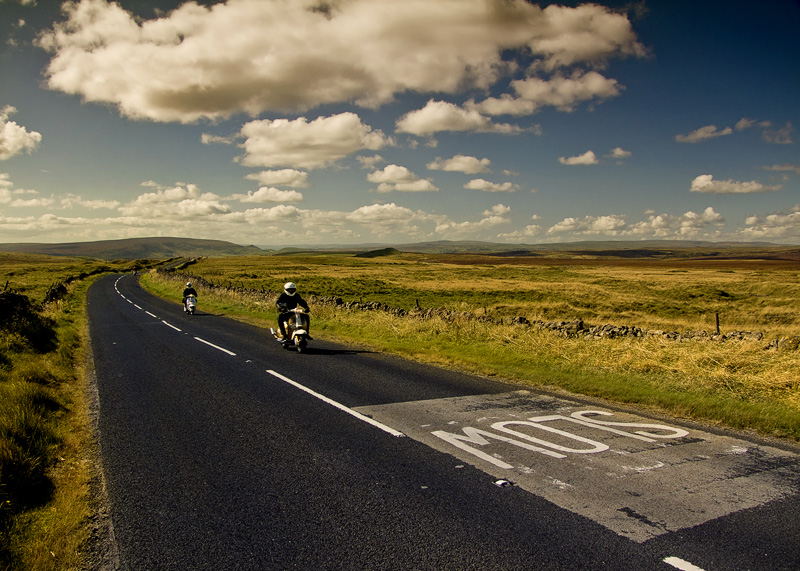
276, 282, 309, 341
182, 281, 197, 308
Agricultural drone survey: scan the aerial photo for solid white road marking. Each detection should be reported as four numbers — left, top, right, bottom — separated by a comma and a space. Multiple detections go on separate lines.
162, 321, 182, 332
194, 337, 237, 356
266, 370, 405, 438
663, 556, 706, 571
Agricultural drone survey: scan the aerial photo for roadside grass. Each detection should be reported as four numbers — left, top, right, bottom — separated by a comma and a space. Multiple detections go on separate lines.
143, 257, 800, 441
0, 255, 131, 571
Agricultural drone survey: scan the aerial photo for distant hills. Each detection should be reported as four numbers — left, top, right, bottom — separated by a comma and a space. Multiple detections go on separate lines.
0, 237, 798, 261
0, 237, 266, 260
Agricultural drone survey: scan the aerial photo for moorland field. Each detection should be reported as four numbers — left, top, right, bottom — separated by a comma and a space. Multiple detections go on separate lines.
143, 250, 800, 439
1, 243, 799, 570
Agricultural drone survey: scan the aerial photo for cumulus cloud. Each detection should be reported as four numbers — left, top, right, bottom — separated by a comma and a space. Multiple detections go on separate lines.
628, 207, 724, 238
0, 106, 42, 160
464, 179, 519, 193
244, 169, 309, 188
230, 187, 303, 203
118, 182, 230, 219
238, 113, 392, 170
548, 214, 626, 235
396, 100, 521, 136
427, 154, 491, 174
559, 150, 598, 165
367, 164, 438, 193
36, 0, 644, 123
690, 174, 782, 194
545, 207, 725, 239
740, 205, 800, 239
435, 203, 511, 235
607, 147, 631, 159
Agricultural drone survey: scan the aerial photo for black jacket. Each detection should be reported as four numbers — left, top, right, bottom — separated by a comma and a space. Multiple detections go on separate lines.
276, 292, 309, 312
183, 287, 197, 298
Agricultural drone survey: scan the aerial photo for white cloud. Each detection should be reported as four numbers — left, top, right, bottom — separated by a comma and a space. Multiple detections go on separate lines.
740, 205, 800, 239
548, 214, 626, 235
606, 147, 631, 159
238, 113, 392, 170
368, 164, 438, 193
118, 182, 230, 219
510, 71, 621, 112
230, 187, 303, 204
396, 100, 521, 136
427, 154, 491, 174
59, 193, 120, 210
675, 125, 733, 143
628, 207, 724, 238
37, 0, 644, 123
559, 150, 598, 165
356, 154, 384, 170
201, 133, 235, 145
464, 179, 519, 193
435, 203, 511, 236
499, 224, 543, 239
690, 174, 782, 194
0, 106, 42, 160
244, 169, 309, 188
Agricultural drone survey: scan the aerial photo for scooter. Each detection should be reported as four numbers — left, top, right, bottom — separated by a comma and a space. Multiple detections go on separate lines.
271, 307, 311, 353
184, 294, 197, 315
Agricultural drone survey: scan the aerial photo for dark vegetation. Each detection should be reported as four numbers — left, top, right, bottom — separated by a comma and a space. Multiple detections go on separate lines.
0, 291, 62, 559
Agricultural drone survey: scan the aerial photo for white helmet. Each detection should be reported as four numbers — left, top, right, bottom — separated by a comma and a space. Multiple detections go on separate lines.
283, 282, 297, 296
186, 282, 192, 287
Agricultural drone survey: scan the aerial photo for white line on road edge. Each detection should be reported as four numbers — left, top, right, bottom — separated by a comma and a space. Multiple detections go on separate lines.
162, 320, 182, 332
194, 337, 237, 356
146, 311, 158, 318
663, 557, 706, 571
266, 370, 405, 438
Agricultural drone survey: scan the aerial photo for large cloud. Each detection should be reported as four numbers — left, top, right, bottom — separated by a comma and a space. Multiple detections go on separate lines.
237, 113, 391, 169
37, 0, 644, 123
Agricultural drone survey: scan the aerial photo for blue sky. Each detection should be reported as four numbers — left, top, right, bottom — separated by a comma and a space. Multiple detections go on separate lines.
0, 0, 798, 247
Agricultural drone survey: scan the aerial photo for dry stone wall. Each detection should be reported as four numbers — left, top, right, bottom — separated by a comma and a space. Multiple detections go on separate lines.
162, 267, 799, 351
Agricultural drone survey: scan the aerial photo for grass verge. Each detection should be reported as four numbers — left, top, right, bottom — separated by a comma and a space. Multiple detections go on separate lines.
1, 278, 100, 571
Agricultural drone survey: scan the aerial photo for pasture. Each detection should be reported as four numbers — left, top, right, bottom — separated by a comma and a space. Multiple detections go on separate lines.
144, 251, 800, 441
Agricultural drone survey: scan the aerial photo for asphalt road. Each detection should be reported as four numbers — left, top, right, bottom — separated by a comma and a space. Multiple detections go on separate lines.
87, 274, 800, 570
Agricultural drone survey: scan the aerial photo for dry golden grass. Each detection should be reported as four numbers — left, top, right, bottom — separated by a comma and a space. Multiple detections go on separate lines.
144, 254, 800, 439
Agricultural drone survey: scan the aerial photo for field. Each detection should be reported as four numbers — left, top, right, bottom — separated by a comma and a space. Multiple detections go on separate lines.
142, 251, 800, 442
1, 248, 798, 570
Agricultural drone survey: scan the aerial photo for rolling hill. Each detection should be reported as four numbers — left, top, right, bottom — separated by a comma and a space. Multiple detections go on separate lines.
0, 237, 268, 260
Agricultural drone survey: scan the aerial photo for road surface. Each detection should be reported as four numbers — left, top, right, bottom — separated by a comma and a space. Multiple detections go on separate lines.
87, 274, 800, 570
